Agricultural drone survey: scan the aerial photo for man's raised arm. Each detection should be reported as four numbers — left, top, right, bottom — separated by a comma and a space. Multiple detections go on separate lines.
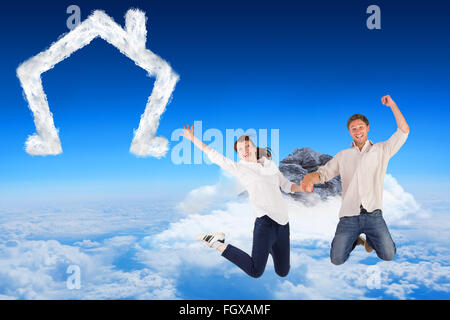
381, 95, 410, 134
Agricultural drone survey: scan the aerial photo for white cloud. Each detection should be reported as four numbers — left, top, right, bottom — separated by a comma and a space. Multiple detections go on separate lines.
0, 172, 447, 300
0, 201, 175, 241
16, 8, 178, 157
176, 171, 245, 215
0, 237, 178, 299
0, 201, 182, 299
274, 252, 369, 299
142, 172, 449, 299
382, 174, 427, 225
74, 240, 101, 248
73, 268, 179, 300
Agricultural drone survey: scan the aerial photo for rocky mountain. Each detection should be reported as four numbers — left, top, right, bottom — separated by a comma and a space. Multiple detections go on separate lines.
279, 147, 342, 202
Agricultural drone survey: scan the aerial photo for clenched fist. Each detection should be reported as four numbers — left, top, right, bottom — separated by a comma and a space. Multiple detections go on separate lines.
381, 95, 396, 108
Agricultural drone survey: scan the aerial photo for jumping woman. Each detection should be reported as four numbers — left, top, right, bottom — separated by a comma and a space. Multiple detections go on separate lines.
182, 124, 309, 278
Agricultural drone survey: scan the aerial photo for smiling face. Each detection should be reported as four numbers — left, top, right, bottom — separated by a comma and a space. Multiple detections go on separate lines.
236, 139, 257, 162
348, 119, 369, 147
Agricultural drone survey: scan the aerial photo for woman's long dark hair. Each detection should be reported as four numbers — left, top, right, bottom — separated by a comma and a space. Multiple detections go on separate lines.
234, 135, 272, 160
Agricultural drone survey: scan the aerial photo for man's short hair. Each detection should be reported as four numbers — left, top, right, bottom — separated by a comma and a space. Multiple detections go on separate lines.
347, 114, 369, 129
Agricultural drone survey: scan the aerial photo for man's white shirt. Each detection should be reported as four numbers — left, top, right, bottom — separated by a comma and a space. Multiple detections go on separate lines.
317, 128, 409, 218
205, 147, 294, 225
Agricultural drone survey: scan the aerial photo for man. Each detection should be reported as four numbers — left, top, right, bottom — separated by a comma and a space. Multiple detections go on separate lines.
301, 95, 409, 265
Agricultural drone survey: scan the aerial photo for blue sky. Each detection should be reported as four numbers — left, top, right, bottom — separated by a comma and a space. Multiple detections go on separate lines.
1, 0, 449, 202
0, 0, 449, 300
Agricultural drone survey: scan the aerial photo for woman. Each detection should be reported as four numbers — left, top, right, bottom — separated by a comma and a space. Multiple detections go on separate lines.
182, 123, 309, 278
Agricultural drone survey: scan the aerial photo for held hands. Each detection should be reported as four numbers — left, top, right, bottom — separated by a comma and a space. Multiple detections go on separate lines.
299, 174, 315, 193
300, 179, 314, 193
292, 183, 305, 193
292, 179, 314, 193
381, 95, 396, 108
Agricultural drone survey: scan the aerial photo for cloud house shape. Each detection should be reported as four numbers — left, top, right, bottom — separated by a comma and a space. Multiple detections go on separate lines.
16, 8, 179, 157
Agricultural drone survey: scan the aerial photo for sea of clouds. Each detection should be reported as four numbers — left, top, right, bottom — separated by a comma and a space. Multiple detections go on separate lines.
0, 173, 448, 299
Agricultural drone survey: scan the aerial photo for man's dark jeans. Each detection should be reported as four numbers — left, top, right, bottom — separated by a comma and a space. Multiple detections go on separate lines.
222, 215, 290, 278
330, 208, 396, 265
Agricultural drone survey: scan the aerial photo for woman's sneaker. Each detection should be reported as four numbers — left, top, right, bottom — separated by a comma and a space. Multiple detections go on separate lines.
195, 232, 225, 249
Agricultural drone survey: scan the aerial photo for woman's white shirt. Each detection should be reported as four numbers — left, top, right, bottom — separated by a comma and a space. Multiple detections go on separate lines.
205, 147, 294, 225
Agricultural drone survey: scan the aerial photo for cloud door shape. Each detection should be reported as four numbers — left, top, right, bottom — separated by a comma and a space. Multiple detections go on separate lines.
16, 9, 179, 157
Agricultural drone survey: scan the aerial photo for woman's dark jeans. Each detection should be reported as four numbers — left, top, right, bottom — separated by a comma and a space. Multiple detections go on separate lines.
221, 215, 290, 278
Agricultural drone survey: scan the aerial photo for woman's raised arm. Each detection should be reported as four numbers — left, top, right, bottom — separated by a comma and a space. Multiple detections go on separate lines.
182, 124, 239, 175
182, 124, 210, 152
